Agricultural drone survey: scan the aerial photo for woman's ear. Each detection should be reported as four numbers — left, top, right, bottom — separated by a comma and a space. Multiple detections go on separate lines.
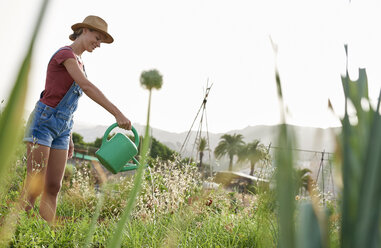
82, 28, 90, 35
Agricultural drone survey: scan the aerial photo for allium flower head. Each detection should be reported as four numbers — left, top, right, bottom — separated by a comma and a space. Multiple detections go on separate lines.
140, 69, 163, 90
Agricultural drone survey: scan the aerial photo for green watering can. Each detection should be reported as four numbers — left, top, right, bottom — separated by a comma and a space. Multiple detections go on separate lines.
95, 123, 141, 174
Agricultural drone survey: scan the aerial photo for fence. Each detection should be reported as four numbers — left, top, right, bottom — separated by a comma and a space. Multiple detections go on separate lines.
269, 146, 336, 204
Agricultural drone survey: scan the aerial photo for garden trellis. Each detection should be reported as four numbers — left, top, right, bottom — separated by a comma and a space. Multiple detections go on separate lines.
180, 81, 213, 176
268, 145, 336, 203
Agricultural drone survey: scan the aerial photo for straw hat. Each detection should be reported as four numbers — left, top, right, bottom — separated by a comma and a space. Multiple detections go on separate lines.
71, 15, 114, 43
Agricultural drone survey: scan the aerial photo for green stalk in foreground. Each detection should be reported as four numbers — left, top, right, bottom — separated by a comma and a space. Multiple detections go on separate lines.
273, 41, 329, 248
340, 67, 381, 248
83, 187, 105, 248
0, 0, 50, 246
107, 69, 163, 248
274, 66, 296, 248
0, 0, 50, 193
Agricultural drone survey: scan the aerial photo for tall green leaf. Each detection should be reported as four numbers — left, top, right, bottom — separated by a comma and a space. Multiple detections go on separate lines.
0, 0, 50, 246
83, 187, 106, 248
296, 203, 325, 248
340, 68, 381, 247
107, 82, 154, 248
275, 123, 296, 248
0, 0, 50, 193
274, 65, 296, 248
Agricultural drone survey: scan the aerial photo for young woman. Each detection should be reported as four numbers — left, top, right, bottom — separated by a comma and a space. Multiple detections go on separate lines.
23, 15, 131, 223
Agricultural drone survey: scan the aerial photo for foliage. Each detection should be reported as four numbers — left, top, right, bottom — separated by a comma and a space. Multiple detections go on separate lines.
0, 0, 48, 192
197, 137, 208, 176
7, 182, 278, 247
135, 157, 201, 220
72, 132, 112, 149
92, 137, 103, 148
198, 137, 208, 152
0, 0, 50, 246
214, 133, 245, 171
271, 45, 381, 248
63, 156, 201, 222
149, 137, 176, 161
294, 168, 312, 195
338, 67, 381, 247
72, 132, 85, 145
238, 140, 271, 176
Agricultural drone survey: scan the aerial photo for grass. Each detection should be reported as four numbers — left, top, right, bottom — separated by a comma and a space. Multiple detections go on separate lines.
1, 149, 317, 248
3, 164, 277, 247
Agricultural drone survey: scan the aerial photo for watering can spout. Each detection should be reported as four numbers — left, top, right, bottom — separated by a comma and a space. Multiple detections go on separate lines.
120, 158, 144, 172
120, 163, 148, 172
120, 163, 139, 172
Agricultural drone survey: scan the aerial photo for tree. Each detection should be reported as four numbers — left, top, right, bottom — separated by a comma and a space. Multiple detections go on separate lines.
197, 137, 208, 175
93, 137, 103, 148
72, 132, 85, 145
294, 168, 312, 195
238, 140, 270, 176
149, 137, 175, 161
86, 133, 115, 148
214, 133, 244, 171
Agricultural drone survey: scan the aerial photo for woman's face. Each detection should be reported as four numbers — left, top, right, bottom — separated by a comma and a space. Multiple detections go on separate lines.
83, 28, 105, 52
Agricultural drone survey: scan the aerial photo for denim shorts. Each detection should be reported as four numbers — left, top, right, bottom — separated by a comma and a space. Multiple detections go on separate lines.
24, 101, 74, 150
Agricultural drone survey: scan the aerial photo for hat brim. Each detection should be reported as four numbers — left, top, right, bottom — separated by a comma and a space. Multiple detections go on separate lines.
71, 23, 114, 44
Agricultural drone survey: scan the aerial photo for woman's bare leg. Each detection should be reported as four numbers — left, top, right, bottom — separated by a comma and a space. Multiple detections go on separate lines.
23, 142, 50, 211
39, 148, 68, 223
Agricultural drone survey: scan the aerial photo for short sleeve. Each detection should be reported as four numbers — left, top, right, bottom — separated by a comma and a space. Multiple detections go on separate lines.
53, 48, 76, 65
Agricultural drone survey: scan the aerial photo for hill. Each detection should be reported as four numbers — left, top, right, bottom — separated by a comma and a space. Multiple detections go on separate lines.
73, 122, 340, 157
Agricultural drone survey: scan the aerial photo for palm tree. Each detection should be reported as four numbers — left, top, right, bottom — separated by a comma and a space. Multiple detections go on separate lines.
198, 137, 207, 175
294, 168, 312, 195
238, 140, 270, 176
214, 133, 244, 171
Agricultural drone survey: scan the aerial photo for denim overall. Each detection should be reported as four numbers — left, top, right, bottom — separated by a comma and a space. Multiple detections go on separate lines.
24, 47, 84, 150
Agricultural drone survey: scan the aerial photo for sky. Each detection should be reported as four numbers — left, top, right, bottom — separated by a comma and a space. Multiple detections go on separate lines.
1, 0, 381, 134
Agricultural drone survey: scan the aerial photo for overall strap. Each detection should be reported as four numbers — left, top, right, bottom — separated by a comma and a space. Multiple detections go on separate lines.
51, 47, 87, 77
48, 47, 73, 64
83, 65, 87, 78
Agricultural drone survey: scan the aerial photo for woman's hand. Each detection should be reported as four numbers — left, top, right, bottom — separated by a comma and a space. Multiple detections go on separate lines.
68, 135, 74, 159
116, 113, 132, 130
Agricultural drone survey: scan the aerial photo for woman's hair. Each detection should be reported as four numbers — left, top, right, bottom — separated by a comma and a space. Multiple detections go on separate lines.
69, 28, 95, 41
69, 28, 83, 41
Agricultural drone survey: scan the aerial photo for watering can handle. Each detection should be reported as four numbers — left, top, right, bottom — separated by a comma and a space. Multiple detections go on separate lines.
102, 123, 139, 147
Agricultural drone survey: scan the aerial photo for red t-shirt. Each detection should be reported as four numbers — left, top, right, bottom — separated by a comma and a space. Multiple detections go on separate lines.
40, 46, 84, 108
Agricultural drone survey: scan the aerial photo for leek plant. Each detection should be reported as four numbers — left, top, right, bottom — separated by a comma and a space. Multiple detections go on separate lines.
339, 49, 381, 248
275, 44, 381, 247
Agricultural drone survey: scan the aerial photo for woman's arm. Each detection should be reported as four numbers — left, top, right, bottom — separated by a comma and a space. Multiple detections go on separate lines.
63, 58, 131, 130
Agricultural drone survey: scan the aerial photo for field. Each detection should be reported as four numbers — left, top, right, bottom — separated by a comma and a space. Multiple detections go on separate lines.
1, 153, 282, 247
